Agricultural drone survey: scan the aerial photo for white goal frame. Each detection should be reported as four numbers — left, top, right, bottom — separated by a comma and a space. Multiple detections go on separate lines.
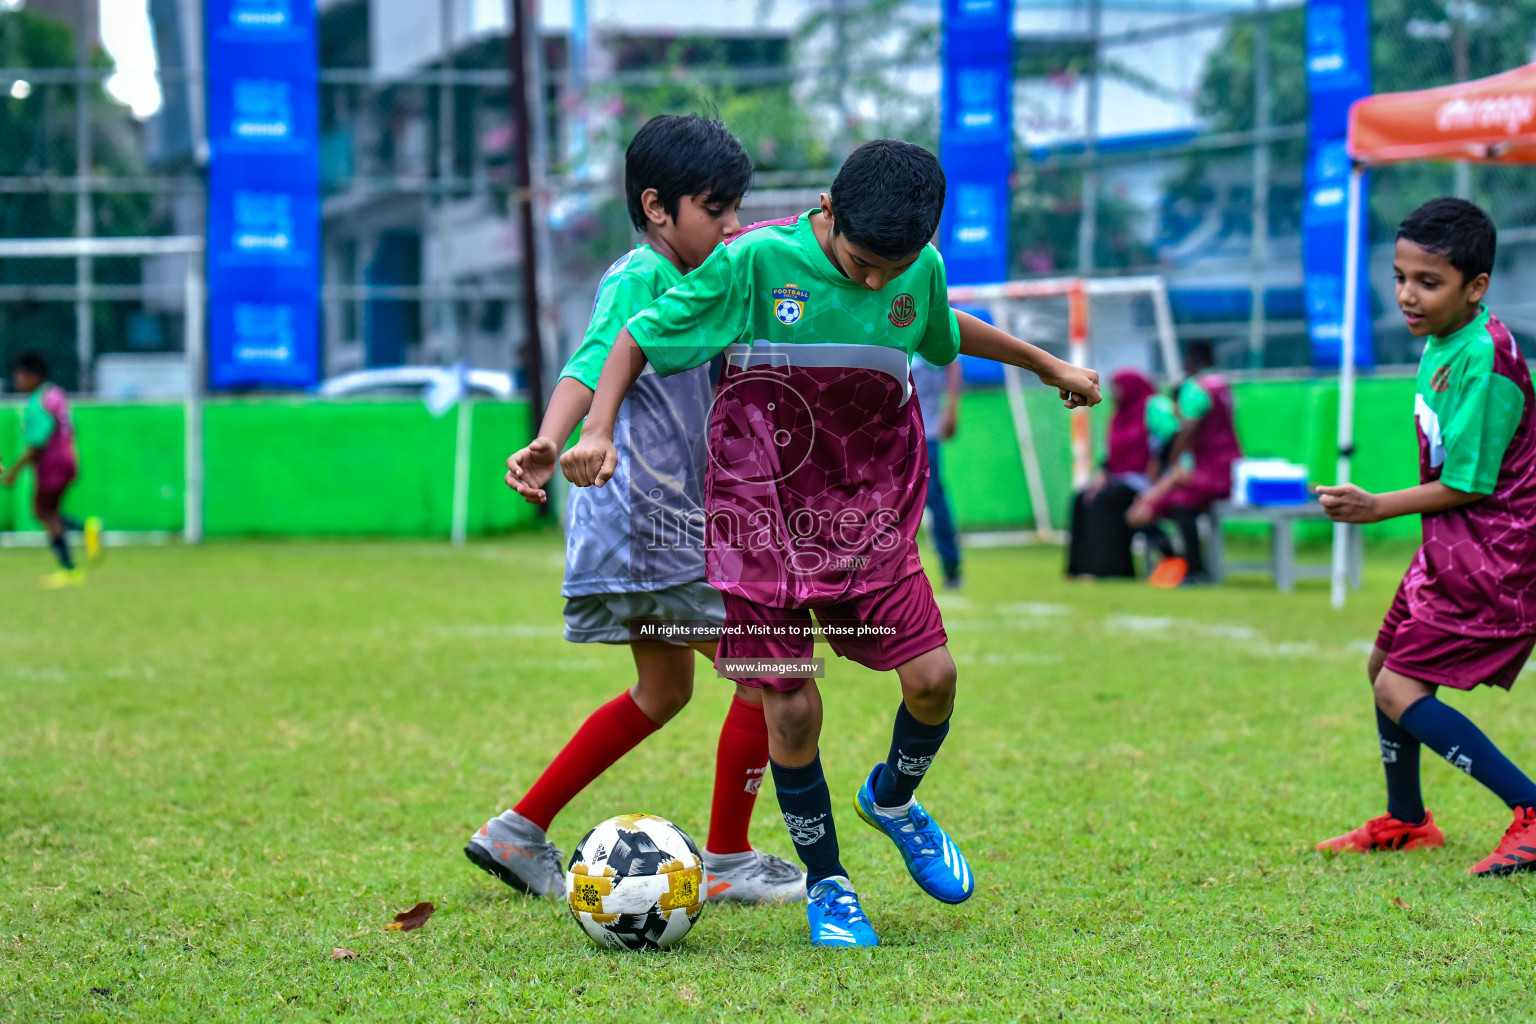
0, 236, 206, 545
948, 275, 1179, 539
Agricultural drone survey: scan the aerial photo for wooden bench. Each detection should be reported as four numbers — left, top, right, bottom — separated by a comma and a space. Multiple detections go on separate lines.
1207, 501, 1363, 593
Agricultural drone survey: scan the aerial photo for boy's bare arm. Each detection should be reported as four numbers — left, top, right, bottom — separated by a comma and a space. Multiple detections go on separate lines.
1, 448, 36, 487
505, 376, 596, 504
561, 328, 649, 487
941, 359, 962, 439
953, 309, 1101, 407
1317, 480, 1482, 523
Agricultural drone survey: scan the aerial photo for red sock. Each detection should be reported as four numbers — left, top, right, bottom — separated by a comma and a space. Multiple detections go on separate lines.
705, 695, 770, 855
513, 690, 660, 831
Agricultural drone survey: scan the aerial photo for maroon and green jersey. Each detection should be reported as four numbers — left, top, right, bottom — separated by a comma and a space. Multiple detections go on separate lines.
1404, 307, 1536, 638
625, 211, 961, 608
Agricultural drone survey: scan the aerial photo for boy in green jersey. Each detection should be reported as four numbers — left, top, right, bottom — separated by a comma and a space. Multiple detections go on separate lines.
1317, 198, 1536, 876
563, 139, 1101, 945
2, 351, 100, 587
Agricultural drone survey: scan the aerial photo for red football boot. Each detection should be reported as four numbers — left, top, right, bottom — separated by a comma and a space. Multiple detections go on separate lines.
1469, 806, 1536, 876
1316, 811, 1445, 853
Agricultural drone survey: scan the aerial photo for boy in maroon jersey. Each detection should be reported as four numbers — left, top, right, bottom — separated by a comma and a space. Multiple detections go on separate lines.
1316, 198, 1536, 875
562, 140, 1100, 945
2, 351, 98, 587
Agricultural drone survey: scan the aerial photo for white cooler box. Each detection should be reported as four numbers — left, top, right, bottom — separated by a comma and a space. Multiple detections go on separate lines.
1230, 458, 1311, 507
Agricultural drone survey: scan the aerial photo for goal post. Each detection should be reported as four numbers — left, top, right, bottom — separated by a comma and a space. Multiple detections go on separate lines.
0, 236, 206, 545
948, 274, 1179, 540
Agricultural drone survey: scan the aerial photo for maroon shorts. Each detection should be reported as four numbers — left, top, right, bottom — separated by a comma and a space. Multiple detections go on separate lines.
1377, 584, 1535, 691
717, 572, 949, 692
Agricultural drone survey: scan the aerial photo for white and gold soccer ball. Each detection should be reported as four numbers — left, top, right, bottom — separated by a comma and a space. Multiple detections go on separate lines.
565, 813, 705, 951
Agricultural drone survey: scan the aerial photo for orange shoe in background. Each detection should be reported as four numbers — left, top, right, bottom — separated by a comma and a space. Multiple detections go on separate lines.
1148, 556, 1188, 589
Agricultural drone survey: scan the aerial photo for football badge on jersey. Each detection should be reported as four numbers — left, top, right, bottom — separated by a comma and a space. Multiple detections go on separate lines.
889, 292, 916, 328
772, 284, 809, 325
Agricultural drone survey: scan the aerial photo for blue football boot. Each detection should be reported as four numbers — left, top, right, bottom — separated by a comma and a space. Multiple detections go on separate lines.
806, 876, 879, 947
855, 763, 974, 904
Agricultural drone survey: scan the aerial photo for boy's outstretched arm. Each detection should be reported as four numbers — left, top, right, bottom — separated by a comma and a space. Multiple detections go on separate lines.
953, 309, 1101, 407
561, 328, 649, 487
1, 448, 35, 487
505, 376, 595, 504
1317, 480, 1482, 524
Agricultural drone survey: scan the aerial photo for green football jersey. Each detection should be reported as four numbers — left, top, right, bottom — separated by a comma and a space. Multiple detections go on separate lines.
1414, 306, 1524, 496
1404, 306, 1536, 638
627, 211, 960, 378
622, 211, 960, 607
560, 244, 681, 390
22, 384, 58, 448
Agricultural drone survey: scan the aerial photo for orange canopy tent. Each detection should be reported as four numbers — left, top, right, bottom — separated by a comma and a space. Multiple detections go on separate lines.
1328, 63, 1536, 606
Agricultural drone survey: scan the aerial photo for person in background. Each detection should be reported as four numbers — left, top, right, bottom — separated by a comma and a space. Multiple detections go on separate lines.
1145, 387, 1179, 470
911, 353, 963, 589
1128, 340, 1242, 586
1066, 368, 1167, 578
1, 350, 100, 588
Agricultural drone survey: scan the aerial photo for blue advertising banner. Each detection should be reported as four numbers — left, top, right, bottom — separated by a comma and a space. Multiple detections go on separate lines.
206, 0, 320, 390
940, 0, 1013, 287
1303, 0, 1373, 369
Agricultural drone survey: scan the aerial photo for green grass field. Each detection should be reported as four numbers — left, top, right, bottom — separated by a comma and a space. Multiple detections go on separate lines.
4, 534, 1534, 1022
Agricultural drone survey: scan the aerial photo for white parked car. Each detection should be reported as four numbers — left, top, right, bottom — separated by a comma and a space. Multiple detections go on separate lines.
316, 365, 519, 401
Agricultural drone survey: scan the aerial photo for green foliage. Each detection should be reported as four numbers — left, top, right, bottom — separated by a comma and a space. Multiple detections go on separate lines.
795, 0, 943, 152
0, 9, 159, 387
1186, 1, 1536, 240
4, 536, 1535, 1021
1009, 163, 1157, 275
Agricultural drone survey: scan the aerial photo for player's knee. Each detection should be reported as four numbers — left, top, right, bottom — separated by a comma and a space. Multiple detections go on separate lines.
631, 676, 693, 723
767, 686, 820, 751
902, 658, 957, 714
1371, 671, 1418, 721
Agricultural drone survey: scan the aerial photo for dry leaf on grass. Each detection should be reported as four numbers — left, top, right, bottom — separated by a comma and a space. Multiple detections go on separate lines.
386, 901, 436, 932
1391, 897, 1410, 909
330, 948, 358, 960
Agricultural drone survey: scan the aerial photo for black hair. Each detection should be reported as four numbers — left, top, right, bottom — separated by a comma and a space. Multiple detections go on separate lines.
12, 350, 47, 378
1184, 340, 1214, 372
1396, 197, 1497, 284
829, 139, 946, 262
624, 114, 752, 232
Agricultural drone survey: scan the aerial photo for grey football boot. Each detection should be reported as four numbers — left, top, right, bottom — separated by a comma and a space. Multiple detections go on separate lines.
701, 848, 806, 903
464, 810, 566, 897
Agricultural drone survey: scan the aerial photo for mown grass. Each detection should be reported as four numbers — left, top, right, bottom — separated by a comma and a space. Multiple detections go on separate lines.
3, 534, 1533, 1022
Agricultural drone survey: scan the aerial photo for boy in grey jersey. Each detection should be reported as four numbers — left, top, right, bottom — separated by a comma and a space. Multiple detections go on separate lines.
465, 116, 801, 904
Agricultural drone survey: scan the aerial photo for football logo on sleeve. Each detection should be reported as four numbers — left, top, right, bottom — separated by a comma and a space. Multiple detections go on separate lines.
889, 293, 916, 327
772, 284, 809, 325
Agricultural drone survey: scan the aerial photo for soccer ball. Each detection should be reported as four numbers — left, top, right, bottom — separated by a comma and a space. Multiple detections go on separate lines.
565, 813, 705, 951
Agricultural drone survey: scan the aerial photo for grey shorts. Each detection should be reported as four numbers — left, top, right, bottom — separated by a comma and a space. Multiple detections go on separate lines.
562, 581, 726, 646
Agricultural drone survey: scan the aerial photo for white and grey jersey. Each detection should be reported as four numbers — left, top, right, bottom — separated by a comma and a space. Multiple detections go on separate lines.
561, 362, 714, 597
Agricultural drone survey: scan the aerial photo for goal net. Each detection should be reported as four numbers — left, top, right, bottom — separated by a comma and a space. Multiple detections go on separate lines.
947, 275, 1179, 540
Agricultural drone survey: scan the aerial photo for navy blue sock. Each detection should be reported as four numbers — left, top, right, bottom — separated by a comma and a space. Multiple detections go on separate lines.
49, 534, 74, 570
872, 702, 950, 808
1377, 706, 1425, 823
60, 515, 83, 534
1398, 696, 1536, 809
769, 754, 845, 887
